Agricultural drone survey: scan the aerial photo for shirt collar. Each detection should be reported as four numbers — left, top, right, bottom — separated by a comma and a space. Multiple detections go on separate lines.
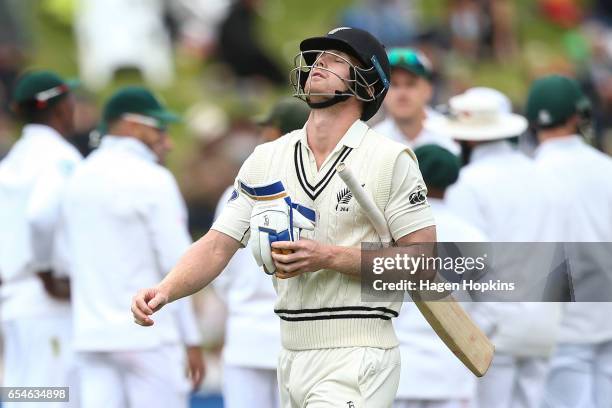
99, 135, 158, 163
293, 119, 369, 150
470, 140, 515, 162
535, 135, 583, 158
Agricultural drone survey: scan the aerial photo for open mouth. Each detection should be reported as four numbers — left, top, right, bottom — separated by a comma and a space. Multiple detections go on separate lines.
311, 70, 327, 79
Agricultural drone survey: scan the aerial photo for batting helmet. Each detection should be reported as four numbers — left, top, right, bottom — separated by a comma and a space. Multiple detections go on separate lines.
290, 27, 390, 121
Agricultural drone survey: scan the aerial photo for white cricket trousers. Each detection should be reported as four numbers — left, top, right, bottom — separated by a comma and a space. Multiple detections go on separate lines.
223, 365, 280, 408
542, 341, 612, 408
278, 346, 401, 408
475, 353, 548, 408
77, 344, 190, 408
2, 317, 78, 408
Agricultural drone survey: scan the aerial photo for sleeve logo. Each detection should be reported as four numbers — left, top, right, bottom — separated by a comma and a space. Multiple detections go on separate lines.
409, 186, 427, 204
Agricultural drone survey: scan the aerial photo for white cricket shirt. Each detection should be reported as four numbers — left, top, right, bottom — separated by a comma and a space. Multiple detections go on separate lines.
213, 119, 435, 350
61, 136, 201, 351
374, 111, 461, 155
0, 124, 81, 321
445, 140, 565, 356
535, 135, 612, 344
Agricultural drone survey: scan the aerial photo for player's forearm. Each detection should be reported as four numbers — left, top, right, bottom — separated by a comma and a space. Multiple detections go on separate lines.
326, 225, 437, 279
157, 230, 240, 303
325, 245, 362, 278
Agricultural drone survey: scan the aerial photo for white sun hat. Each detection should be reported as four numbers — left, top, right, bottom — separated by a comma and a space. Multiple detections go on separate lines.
429, 87, 528, 141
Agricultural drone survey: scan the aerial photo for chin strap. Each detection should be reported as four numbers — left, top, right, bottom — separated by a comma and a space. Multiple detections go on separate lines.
306, 90, 351, 109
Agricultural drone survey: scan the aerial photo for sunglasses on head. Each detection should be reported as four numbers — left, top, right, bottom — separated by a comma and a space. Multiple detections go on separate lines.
387, 49, 430, 74
122, 113, 167, 132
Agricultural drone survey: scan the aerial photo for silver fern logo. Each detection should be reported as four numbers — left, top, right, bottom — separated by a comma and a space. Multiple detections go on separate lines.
336, 184, 364, 211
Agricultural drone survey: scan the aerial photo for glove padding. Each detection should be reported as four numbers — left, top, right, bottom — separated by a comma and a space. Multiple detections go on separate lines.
249, 196, 315, 275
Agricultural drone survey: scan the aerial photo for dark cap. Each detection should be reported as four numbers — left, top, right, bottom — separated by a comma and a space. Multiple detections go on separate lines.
300, 27, 390, 121
414, 144, 461, 190
101, 86, 179, 132
13, 70, 78, 108
258, 98, 310, 134
387, 48, 433, 80
525, 75, 591, 128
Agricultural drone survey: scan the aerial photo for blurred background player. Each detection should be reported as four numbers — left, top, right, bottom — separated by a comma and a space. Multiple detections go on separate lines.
256, 97, 311, 143
213, 97, 309, 408
526, 75, 612, 408
374, 47, 459, 155
60, 87, 204, 408
434, 87, 563, 408
394, 143, 484, 408
0, 70, 81, 408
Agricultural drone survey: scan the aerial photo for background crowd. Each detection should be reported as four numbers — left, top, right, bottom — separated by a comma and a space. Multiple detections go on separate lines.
0, 0, 611, 407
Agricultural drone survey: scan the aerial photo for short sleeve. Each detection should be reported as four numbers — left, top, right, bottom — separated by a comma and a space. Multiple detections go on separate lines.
210, 154, 257, 246
385, 152, 435, 241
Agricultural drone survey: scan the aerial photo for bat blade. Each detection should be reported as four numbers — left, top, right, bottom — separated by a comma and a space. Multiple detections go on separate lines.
414, 297, 494, 377
336, 162, 494, 377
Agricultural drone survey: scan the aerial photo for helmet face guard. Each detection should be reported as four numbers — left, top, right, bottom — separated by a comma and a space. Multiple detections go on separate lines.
290, 50, 387, 106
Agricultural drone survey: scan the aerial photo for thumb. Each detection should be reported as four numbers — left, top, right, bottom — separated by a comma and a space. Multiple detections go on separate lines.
147, 291, 168, 312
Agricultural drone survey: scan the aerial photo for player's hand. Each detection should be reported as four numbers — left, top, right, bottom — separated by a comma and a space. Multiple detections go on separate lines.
271, 239, 330, 279
185, 346, 205, 391
37, 270, 71, 300
131, 287, 168, 326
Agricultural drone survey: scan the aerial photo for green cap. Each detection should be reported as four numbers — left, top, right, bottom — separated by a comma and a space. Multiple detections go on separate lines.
387, 48, 433, 80
525, 75, 591, 128
13, 70, 78, 107
101, 86, 180, 132
414, 144, 461, 190
258, 97, 310, 135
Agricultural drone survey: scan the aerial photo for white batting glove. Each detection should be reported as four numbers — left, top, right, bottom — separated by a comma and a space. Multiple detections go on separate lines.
249, 195, 315, 275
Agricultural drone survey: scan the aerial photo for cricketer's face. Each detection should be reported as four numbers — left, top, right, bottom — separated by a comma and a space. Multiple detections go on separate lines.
384, 68, 432, 122
130, 121, 173, 164
304, 50, 354, 102
152, 131, 173, 165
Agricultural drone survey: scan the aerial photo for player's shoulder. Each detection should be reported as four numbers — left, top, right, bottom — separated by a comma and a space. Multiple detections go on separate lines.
364, 126, 417, 163
142, 161, 177, 190
582, 143, 612, 168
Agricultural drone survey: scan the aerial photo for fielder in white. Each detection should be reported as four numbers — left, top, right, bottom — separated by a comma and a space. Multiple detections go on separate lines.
436, 88, 565, 408
132, 27, 436, 408
394, 144, 485, 408
373, 47, 459, 155
0, 71, 81, 408
213, 98, 309, 408
526, 75, 612, 408
60, 87, 204, 408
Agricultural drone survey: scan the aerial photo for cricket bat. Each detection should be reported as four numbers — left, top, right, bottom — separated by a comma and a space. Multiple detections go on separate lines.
336, 162, 494, 377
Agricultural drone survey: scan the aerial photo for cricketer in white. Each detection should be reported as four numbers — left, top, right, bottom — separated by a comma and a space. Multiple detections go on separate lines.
60, 135, 203, 408
132, 27, 437, 408
0, 124, 81, 408
442, 88, 565, 408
